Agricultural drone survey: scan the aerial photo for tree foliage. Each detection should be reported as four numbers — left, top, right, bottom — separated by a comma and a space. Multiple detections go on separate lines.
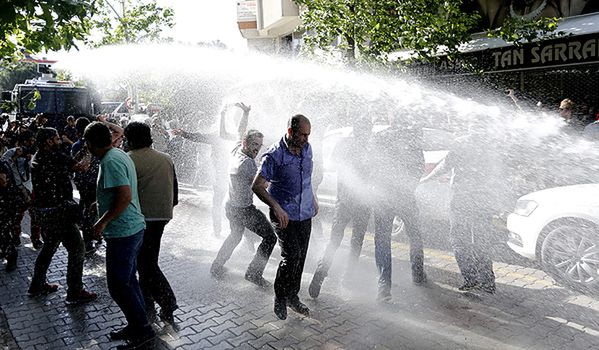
0, 0, 93, 62
294, 0, 559, 67
0, 61, 38, 91
88, 0, 175, 47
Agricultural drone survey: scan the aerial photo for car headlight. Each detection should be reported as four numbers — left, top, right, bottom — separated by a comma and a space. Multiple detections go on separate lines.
514, 199, 538, 217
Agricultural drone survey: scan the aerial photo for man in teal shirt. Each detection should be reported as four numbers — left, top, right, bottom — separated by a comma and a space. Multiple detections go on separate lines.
84, 122, 154, 350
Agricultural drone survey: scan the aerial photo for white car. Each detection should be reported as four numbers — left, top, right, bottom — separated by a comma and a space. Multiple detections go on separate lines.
507, 184, 599, 292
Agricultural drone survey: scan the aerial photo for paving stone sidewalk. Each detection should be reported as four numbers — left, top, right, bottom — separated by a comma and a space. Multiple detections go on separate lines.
1, 187, 599, 349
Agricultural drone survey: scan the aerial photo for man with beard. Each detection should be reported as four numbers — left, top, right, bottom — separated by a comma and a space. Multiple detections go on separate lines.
27, 128, 97, 305
210, 129, 277, 287
370, 113, 427, 304
252, 114, 317, 320
309, 117, 373, 298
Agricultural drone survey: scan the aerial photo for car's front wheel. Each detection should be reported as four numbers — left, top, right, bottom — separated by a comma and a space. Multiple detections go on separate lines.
541, 222, 599, 294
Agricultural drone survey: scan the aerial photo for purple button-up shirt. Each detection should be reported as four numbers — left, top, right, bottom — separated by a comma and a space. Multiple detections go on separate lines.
259, 136, 315, 222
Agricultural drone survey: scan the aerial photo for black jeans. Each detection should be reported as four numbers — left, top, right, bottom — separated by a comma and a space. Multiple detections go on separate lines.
315, 201, 370, 277
450, 198, 496, 287
373, 191, 424, 296
137, 221, 178, 314
31, 212, 84, 293
213, 204, 277, 277
270, 211, 311, 301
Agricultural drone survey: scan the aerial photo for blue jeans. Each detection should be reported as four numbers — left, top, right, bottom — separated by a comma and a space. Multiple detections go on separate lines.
105, 230, 153, 337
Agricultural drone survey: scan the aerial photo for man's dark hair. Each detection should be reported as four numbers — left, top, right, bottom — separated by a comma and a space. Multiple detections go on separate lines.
75, 117, 91, 135
35, 127, 58, 148
17, 130, 34, 144
84, 122, 112, 148
288, 114, 310, 132
124, 122, 152, 150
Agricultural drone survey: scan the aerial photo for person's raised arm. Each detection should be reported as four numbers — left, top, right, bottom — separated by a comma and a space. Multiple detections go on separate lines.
252, 173, 289, 229
235, 102, 250, 139
171, 128, 216, 145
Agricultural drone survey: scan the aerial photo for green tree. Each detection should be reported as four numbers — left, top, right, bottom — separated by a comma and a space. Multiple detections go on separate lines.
0, 61, 38, 91
89, 0, 175, 47
0, 0, 94, 62
294, 0, 559, 67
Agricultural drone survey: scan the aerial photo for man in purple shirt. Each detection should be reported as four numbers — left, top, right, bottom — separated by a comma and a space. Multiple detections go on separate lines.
252, 114, 318, 320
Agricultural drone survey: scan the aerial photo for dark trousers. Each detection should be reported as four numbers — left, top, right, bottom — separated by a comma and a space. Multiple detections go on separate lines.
137, 221, 177, 313
373, 192, 424, 296
77, 184, 96, 245
315, 201, 370, 277
0, 221, 17, 264
106, 230, 152, 337
271, 212, 311, 301
213, 204, 277, 277
30, 217, 84, 293
450, 199, 495, 287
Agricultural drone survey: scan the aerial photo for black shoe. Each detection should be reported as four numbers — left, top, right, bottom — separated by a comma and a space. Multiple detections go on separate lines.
115, 331, 156, 350
309, 271, 325, 299
480, 283, 496, 294
32, 239, 44, 250
146, 306, 157, 324
288, 299, 310, 316
412, 272, 427, 285
5, 258, 17, 272
244, 272, 270, 288
458, 282, 479, 292
376, 293, 393, 305
84, 241, 96, 256
274, 298, 287, 320
28, 283, 59, 296
210, 264, 227, 279
109, 327, 132, 341
65, 289, 97, 305
159, 305, 178, 324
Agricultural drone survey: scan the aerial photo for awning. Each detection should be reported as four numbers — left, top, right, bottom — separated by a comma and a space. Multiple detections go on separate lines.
462, 12, 599, 54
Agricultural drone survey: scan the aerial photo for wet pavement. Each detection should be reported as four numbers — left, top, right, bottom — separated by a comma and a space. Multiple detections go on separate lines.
1, 184, 599, 349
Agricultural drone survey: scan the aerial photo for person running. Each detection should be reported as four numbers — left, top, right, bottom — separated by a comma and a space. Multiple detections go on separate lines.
85, 122, 155, 350
125, 122, 179, 324
252, 114, 317, 320
370, 113, 427, 304
210, 129, 277, 286
27, 128, 97, 304
172, 103, 250, 237
309, 117, 373, 298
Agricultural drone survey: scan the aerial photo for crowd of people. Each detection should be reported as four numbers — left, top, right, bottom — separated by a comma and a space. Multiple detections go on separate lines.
0, 112, 177, 349
0, 92, 596, 348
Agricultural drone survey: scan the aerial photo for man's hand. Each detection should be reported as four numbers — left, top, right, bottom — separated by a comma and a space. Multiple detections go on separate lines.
235, 102, 251, 114
274, 205, 289, 229
171, 128, 184, 136
93, 219, 107, 240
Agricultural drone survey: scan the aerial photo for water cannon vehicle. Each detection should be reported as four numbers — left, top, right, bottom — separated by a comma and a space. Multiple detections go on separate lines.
507, 184, 599, 293
1, 77, 94, 130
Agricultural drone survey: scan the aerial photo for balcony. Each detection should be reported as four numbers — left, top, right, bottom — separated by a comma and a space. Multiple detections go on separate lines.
261, 0, 299, 35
